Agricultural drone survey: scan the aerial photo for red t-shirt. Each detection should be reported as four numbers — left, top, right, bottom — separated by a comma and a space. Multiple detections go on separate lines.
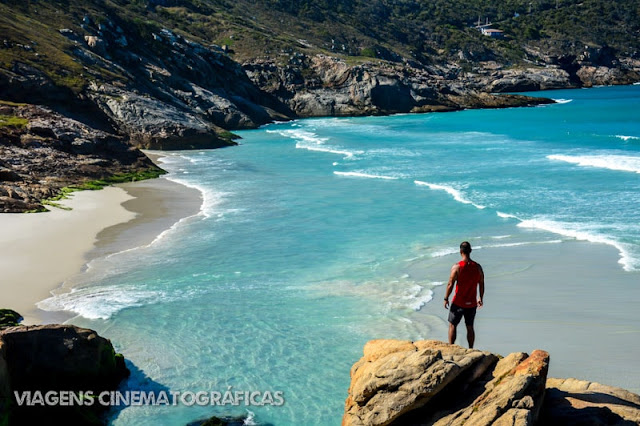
452, 260, 481, 308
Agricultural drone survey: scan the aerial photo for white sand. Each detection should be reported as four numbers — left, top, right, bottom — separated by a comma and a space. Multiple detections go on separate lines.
0, 187, 136, 324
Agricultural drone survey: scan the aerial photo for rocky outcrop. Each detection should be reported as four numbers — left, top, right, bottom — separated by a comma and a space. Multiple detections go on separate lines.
343, 340, 640, 426
0, 323, 129, 425
2, 22, 293, 149
480, 67, 574, 93
0, 102, 160, 212
343, 340, 501, 426
244, 55, 554, 117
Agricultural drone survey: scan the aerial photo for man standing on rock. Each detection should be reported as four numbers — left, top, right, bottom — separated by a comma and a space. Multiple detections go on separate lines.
444, 241, 484, 348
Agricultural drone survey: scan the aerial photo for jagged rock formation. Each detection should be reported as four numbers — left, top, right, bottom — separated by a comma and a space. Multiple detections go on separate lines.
0, 323, 130, 425
0, 102, 160, 212
243, 55, 554, 117
1, 0, 639, 214
343, 340, 640, 426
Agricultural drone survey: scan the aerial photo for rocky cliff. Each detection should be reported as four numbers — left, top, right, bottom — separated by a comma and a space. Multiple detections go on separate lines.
0, 102, 162, 212
343, 339, 640, 426
2, 0, 640, 213
0, 322, 130, 425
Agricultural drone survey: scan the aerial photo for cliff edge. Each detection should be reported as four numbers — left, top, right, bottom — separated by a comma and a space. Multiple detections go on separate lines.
343, 339, 640, 426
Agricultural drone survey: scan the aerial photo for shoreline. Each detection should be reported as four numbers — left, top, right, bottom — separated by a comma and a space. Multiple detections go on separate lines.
0, 153, 203, 325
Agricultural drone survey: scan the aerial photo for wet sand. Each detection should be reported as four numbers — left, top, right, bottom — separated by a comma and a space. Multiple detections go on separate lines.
414, 240, 640, 393
0, 154, 202, 325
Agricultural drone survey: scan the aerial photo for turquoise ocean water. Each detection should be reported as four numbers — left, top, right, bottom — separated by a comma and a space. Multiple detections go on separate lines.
40, 85, 639, 425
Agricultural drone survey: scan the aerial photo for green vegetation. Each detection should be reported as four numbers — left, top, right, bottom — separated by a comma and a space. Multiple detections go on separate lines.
1, 0, 638, 95
41, 167, 166, 210
69, 168, 167, 190
0, 100, 27, 107
217, 130, 241, 142
0, 309, 22, 328
0, 115, 28, 128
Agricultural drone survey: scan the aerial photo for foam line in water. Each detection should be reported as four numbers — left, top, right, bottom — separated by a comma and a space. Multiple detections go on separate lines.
333, 171, 399, 180
268, 128, 359, 159
547, 154, 640, 174
414, 181, 485, 209
517, 218, 635, 271
429, 239, 563, 258
37, 285, 181, 320
297, 142, 357, 158
552, 98, 573, 104
497, 211, 519, 219
266, 128, 329, 144
615, 135, 640, 141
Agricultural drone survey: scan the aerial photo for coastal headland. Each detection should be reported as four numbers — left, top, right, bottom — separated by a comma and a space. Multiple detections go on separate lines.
342, 339, 640, 425
2, 0, 640, 212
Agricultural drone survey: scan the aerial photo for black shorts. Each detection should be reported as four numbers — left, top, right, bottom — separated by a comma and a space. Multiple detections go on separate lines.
448, 303, 477, 326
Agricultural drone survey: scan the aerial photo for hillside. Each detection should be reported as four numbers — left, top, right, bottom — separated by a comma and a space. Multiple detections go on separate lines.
1, 0, 639, 211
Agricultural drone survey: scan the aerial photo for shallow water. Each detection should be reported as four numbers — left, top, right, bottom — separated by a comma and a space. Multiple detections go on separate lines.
39, 85, 640, 425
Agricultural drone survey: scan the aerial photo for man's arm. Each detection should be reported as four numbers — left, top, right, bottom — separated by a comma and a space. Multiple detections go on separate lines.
444, 264, 459, 309
477, 265, 485, 307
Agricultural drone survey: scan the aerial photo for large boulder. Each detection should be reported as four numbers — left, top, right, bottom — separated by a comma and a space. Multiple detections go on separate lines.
342, 340, 499, 426
343, 340, 552, 426
0, 324, 129, 424
433, 350, 549, 426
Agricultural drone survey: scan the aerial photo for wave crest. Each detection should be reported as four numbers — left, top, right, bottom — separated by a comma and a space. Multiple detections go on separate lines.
414, 181, 485, 209
547, 154, 640, 174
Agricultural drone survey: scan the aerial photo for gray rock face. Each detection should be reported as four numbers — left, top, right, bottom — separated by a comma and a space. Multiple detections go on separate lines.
0, 103, 158, 212
65, 24, 291, 147
483, 67, 573, 93
244, 55, 554, 118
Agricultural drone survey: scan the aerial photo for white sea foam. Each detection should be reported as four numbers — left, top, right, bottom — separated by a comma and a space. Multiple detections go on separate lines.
37, 285, 175, 320
297, 143, 358, 158
400, 284, 435, 311
615, 135, 640, 141
547, 154, 640, 174
483, 240, 563, 249
553, 98, 573, 104
497, 211, 519, 219
430, 248, 460, 258
244, 410, 257, 426
414, 181, 486, 209
491, 235, 512, 239
517, 218, 635, 271
268, 128, 360, 159
334, 171, 399, 180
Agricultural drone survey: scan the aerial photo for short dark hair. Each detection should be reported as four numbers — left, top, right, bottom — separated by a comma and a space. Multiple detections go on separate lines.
460, 241, 472, 255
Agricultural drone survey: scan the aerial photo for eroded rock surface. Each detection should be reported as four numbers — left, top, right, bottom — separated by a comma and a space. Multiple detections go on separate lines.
343, 340, 640, 426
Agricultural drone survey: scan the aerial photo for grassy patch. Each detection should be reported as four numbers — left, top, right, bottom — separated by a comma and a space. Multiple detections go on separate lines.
218, 130, 241, 142
41, 167, 166, 209
0, 115, 28, 128
0, 100, 27, 106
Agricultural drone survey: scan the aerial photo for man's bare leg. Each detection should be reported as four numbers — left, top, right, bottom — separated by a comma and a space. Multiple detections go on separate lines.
466, 325, 475, 348
448, 323, 456, 344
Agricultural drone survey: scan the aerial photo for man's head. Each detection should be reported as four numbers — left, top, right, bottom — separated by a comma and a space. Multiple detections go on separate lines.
460, 241, 472, 256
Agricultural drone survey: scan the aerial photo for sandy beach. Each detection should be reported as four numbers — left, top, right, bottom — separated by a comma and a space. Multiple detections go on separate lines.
414, 240, 640, 393
0, 187, 136, 324
0, 156, 202, 325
